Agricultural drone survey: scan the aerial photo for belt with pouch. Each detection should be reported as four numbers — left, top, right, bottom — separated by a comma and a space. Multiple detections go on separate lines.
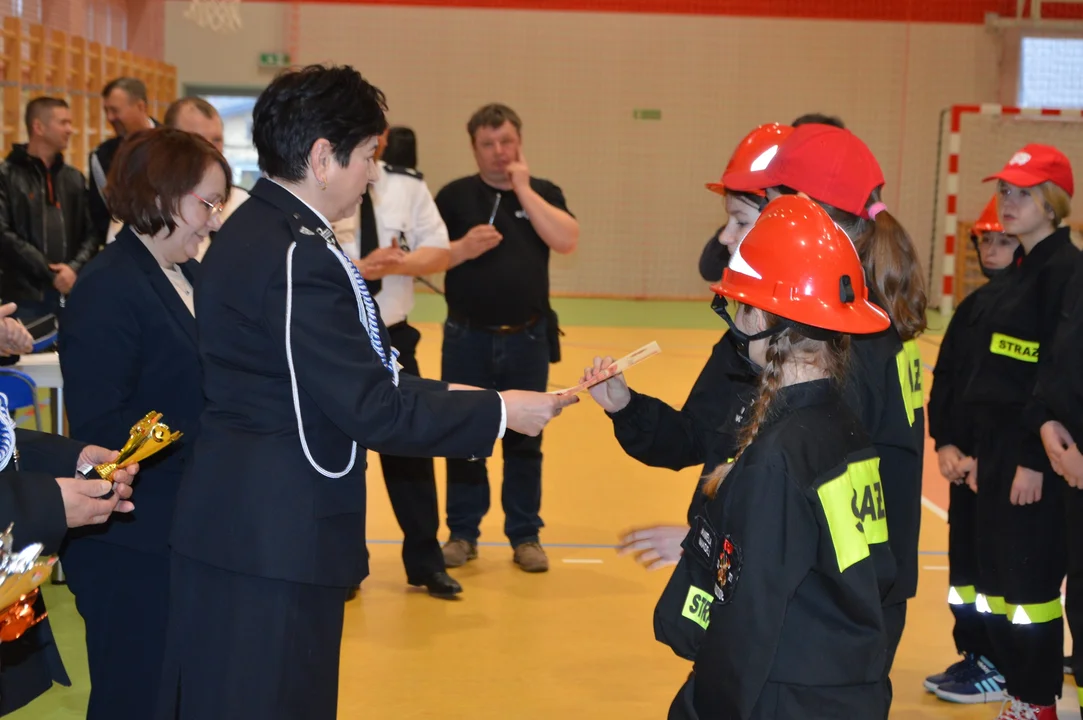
447, 312, 541, 335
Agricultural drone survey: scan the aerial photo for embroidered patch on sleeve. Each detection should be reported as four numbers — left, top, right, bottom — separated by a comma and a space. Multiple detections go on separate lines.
713, 535, 742, 604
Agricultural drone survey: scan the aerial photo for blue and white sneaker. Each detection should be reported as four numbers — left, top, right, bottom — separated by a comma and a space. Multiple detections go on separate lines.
924, 653, 980, 692
933, 656, 1007, 704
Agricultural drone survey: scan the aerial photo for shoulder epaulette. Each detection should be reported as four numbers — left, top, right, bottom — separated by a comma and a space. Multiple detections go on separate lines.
383, 164, 424, 180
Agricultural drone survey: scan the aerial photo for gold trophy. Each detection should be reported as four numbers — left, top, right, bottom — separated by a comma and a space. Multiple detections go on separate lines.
80, 412, 183, 494
0, 524, 56, 643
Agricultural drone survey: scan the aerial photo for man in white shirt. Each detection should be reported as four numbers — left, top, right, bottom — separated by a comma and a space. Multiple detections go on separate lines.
334, 128, 460, 598
105, 97, 249, 260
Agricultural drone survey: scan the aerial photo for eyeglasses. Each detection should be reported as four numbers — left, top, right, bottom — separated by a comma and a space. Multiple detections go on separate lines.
190, 192, 225, 216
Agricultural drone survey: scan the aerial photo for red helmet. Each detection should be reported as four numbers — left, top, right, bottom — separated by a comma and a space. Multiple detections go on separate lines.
711, 195, 890, 336
706, 123, 794, 197
970, 195, 1002, 240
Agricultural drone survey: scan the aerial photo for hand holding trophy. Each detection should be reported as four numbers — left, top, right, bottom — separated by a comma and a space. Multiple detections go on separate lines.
79, 411, 183, 498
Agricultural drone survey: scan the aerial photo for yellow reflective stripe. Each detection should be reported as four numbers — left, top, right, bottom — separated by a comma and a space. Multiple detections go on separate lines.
977, 594, 1007, 615
1077, 686, 1082, 705
818, 465, 874, 573
848, 458, 888, 546
989, 333, 1040, 363
1006, 599, 1063, 625
895, 340, 923, 426
949, 585, 978, 605
681, 586, 713, 629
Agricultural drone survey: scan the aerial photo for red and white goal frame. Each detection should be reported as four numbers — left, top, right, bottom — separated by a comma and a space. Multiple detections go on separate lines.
937, 103, 1083, 315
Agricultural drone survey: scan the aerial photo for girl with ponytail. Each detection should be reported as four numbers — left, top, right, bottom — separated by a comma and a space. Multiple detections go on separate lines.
649, 195, 895, 719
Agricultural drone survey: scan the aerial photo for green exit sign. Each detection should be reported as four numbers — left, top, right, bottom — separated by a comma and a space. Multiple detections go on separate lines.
259, 52, 291, 68
633, 108, 662, 120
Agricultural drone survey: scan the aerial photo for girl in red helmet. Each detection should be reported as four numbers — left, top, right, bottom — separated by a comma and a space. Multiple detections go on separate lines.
962, 144, 1078, 720
722, 124, 928, 714
655, 195, 893, 719
924, 195, 1020, 705
586, 123, 793, 568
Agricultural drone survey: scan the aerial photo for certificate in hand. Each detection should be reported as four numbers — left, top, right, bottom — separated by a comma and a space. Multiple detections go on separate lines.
550, 341, 661, 396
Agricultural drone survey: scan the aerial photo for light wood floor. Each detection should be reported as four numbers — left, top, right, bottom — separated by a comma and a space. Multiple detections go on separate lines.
18, 320, 1081, 719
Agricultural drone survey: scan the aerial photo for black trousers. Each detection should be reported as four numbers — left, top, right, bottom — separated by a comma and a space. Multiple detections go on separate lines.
948, 480, 998, 662
381, 322, 444, 580
882, 601, 907, 717
60, 539, 170, 720
1065, 487, 1083, 706
157, 553, 348, 720
975, 413, 1066, 706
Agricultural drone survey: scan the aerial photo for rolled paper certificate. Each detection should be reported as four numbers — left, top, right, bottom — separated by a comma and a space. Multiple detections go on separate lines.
550, 341, 662, 396
80, 411, 183, 482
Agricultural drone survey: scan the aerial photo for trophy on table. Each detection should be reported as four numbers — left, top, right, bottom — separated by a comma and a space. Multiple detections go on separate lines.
79, 411, 184, 497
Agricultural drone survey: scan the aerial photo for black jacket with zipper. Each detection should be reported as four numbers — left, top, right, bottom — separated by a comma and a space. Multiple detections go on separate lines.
0, 144, 98, 303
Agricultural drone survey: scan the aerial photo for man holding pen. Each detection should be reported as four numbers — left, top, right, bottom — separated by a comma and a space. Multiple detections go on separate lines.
434, 103, 578, 573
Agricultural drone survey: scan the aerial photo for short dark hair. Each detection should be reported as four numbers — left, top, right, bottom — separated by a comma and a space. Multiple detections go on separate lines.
25, 97, 68, 134
102, 77, 148, 104
164, 97, 219, 128
467, 103, 521, 143
791, 113, 845, 129
107, 127, 232, 237
382, 126, 417, 168
252, 64, 388, 183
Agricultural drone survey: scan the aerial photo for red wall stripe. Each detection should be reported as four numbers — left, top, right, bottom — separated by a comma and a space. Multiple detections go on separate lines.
248, 0, 1083, 23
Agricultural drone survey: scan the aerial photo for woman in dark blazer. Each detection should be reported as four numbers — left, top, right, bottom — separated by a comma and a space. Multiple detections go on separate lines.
58, 127, 230, 720
157, 64, 573, 720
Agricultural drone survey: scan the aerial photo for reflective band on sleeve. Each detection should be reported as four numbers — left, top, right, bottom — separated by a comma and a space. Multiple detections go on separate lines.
1007, 598, 1063, 625
949, 585, 977, 605
895, 340, 924, 426
1077, 686, 1082, 705
681, 586, 713, 630
989, 333, 1040, 363
848, 458, 888, 546
976, 594, 1007, 615
818, 471, 871, 573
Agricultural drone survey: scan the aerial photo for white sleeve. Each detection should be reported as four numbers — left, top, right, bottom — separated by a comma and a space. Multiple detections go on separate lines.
410, 181, 450, 252
497, 393, 507, 439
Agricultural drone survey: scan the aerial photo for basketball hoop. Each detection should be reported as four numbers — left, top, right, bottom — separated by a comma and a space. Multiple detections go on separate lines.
184, 0, 243, 34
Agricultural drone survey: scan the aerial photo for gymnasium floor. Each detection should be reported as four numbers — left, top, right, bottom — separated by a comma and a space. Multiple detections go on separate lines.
16, 296, 1081, 719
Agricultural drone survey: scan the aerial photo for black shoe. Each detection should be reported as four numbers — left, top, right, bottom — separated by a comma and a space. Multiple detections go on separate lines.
409, 571, 463, 599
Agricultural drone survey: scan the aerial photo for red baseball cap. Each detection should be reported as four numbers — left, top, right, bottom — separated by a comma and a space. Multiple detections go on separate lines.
982, 144, 1074, 197
723, 124, 885, 218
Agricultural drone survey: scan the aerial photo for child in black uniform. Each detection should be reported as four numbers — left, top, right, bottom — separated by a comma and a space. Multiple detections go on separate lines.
964, 144, 1077, 720
1035, 236, 1083, 718
587, 123, 795, 566
724, 124, 928, 712
925, 195, 1020, 704
650, 195, 894, 719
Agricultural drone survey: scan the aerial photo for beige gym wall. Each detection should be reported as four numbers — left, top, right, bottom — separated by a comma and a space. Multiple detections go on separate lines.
166, 2, 1001, 302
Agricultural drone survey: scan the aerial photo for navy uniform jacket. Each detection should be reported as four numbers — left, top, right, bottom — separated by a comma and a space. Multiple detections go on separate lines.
169, 179, 503, 588
658, 380, 890, 720
58, 227, 204, 555
965, 226, 1079, 471
0, 429, 85, 715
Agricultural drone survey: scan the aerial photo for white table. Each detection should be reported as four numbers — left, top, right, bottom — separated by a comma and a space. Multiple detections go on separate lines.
11, 352, 65, 435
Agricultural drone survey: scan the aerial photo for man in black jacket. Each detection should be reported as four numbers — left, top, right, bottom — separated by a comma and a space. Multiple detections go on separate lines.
0, 97, 98, 321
